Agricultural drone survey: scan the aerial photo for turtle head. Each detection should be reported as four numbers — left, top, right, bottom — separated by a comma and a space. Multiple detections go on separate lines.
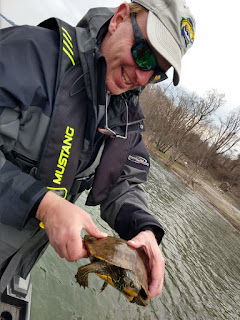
122, 270, 149, 306
122, 271, 141, 297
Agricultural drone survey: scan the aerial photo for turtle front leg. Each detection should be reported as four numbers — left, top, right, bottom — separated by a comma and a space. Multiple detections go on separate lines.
75, 263, 91, 288
75, 260, 108, 289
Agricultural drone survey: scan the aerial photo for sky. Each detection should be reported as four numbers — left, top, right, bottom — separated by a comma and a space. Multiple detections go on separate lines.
0, 0, 239, 117
181, 0, 240, 116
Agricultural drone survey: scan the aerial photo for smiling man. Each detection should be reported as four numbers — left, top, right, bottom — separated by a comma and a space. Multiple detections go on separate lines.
101, 3, 171, 94
0, 0, 195, 304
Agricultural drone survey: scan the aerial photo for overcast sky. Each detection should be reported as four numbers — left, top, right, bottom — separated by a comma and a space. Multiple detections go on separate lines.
0, 0, 239, 116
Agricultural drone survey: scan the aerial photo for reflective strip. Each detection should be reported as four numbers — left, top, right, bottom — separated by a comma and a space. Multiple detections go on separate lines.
61, 26, 75, 66
63, 39, 74, 56
61, 26, 72, 41
63, 47, 75, 66
62, 32, 73, 48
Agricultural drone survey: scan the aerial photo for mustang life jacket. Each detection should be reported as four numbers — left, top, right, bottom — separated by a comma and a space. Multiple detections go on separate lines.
35, 18, 135, 205
36, 18, 102, 200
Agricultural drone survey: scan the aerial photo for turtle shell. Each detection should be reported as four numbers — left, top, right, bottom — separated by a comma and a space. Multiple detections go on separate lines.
84, 235, 149, 298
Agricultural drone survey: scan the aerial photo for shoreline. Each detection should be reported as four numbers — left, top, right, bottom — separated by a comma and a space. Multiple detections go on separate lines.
148, 146, 240, 234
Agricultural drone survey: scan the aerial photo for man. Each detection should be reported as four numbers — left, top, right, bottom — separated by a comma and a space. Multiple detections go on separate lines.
0, 0, 195, 302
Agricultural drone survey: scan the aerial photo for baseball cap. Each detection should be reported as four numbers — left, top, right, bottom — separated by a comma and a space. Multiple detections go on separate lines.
132, 0, 195, 85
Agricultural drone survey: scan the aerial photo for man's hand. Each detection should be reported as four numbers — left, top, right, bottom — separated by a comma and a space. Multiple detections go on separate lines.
36, 191, 108, 262
127, 230, 165, 299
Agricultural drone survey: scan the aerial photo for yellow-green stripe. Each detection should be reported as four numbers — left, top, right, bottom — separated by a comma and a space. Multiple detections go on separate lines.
63, 39, 74, 56
61, 27, 72, 41
63, 32, 73, 48
63, 47, 75, 66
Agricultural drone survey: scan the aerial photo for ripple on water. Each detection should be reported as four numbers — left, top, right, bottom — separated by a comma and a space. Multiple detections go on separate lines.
31, 157, 240, 320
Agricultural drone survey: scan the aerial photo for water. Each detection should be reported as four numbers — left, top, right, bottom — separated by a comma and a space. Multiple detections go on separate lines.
30, 156, 240, 320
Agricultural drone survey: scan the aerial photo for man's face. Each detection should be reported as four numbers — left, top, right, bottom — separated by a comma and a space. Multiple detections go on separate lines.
100, 5, 170, 95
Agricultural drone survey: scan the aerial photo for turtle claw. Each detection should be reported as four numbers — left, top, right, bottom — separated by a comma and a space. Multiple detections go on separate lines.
99, 281, 108, 292
75, 272, 89, 289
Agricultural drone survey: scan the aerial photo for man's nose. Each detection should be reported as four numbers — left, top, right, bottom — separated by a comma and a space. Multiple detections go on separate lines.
135, 68, 154, 86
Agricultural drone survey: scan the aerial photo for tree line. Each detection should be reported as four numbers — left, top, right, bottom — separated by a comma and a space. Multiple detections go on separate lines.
140, 85, 240, 199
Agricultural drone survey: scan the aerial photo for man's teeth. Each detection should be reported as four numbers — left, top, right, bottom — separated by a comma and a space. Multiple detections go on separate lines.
122, 70, 132, 84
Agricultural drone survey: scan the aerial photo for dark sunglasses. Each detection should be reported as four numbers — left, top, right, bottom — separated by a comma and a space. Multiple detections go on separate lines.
130, 13, 168, 84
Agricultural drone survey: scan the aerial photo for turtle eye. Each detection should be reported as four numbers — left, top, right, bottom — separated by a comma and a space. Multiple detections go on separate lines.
130, 281, 134, 288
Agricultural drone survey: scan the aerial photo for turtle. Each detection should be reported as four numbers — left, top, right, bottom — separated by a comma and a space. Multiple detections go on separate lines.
75, 235, 149, 306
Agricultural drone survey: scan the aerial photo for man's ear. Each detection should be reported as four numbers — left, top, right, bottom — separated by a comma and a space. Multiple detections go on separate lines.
108, 3, 130, 34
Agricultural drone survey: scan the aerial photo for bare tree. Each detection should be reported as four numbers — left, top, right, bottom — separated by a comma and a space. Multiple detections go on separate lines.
140, 85, 174, 145
140, 85, 240, 199
203, 107, 240, 168
140, 86, 225, 155
212, 108, 240, 154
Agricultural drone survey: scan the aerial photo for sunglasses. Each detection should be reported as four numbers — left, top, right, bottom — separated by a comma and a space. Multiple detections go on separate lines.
130, 14, 168, 84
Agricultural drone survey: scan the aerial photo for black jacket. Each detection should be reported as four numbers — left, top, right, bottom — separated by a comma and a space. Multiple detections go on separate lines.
0, 8, 164, 293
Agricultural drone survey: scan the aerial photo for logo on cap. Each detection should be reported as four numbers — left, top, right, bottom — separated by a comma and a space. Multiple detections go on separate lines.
180, 17, 195, 48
